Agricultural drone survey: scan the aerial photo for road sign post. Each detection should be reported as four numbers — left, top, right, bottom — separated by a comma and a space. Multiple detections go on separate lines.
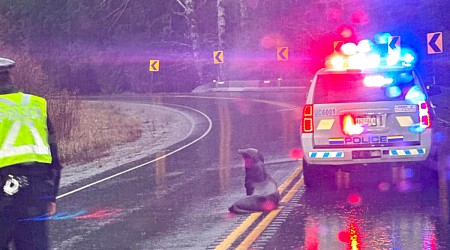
149, 59, 160, 88
427, 32, 443, 85
277, 47, 288, 88
213, 51, 224, 81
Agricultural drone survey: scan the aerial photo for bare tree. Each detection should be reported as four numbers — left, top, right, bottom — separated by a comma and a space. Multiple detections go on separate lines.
105, 0, 131, 33
175, 0, 202, 81
239, 0, 250, 48
217, 0, 225, 80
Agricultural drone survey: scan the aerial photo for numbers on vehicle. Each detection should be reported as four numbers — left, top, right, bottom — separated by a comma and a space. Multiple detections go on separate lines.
314, 108, 336, 116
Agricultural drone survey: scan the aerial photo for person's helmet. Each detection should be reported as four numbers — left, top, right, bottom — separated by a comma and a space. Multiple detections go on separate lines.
0, 57, 15, 73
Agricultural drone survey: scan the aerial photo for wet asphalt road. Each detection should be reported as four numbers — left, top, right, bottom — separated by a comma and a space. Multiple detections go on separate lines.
48, 91, 450, 249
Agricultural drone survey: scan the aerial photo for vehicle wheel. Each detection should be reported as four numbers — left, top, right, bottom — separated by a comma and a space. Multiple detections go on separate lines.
423, 148, 439, 171
418, 165, 439, 190
302, 159, 340, 188
302, 158, 316, 188
419, 150, 439, 189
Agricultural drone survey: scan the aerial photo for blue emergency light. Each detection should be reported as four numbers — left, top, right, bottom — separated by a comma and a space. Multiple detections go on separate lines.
326, 39, 416, 69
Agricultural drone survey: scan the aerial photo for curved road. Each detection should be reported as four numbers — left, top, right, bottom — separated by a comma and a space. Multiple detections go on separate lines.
49, 92, 304, 249
47, 91, 450, 249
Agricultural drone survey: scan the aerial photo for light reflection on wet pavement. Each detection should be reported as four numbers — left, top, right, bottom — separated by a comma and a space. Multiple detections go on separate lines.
263, 164, 450, 250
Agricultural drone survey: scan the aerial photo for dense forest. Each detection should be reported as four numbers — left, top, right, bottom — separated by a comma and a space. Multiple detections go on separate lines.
0, 0, 448, 95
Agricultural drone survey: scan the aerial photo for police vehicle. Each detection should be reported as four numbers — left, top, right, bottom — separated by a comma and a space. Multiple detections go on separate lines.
300, 40, 442, 187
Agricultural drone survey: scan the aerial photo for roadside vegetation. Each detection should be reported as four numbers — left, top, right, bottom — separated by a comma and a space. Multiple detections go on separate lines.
4, 53, 143, 165
48, 98, 143, 165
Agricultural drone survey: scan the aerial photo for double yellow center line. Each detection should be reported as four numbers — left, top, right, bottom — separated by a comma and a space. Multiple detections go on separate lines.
214, 164, 304, 250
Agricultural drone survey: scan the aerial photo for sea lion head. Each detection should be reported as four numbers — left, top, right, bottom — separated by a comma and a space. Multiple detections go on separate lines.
238, 148, 264, 168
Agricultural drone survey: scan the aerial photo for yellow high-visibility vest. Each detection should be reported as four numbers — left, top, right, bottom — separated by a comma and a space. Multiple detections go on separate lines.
0, 92, 52, 168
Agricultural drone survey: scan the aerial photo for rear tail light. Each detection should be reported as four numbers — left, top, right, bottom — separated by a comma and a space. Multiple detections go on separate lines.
302, 105, 313, 133
418, 101, 431, 128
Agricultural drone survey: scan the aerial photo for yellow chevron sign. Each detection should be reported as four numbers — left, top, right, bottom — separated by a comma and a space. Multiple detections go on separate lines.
214, 51, 224, 64
149, 60, 159, 71
277, 47, 288, 61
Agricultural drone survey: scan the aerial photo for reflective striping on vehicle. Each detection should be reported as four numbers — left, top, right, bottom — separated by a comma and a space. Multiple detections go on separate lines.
329, 137, 344, 144
389, 148, 426, 156
387, 135, 404, 142
317, 119, 335, 130
309, 151, 344, 158
395, 116, 414, 127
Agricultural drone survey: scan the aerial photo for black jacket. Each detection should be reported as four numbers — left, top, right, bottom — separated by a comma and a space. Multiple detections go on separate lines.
0, 83, 62, 202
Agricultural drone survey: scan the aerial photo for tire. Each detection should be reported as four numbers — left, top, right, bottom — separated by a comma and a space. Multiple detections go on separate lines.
419, 150, 439, 189
302, 158, 316, 188
302, 159, 339, 189
425, 147, 439, 171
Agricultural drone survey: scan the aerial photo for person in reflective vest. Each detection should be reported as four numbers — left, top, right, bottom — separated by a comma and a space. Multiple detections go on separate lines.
0, 57, 62, 250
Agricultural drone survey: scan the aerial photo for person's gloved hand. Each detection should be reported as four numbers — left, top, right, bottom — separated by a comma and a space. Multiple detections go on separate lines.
47, 202, 57, 215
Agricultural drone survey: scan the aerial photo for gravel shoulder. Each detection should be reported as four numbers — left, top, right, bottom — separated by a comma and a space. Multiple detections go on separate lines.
60, 101, 193, 187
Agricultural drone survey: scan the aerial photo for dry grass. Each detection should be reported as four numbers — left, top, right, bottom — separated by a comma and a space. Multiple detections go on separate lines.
2, 49, 143, 165
48, 98, 142, 164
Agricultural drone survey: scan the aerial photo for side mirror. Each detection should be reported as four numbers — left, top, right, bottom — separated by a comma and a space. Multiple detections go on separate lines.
426, 85, 442, 96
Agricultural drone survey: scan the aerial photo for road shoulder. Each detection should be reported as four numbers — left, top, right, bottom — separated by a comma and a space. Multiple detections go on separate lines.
60, 101, 193, 187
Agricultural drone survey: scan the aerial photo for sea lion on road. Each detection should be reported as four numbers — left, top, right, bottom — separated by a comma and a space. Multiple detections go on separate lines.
228, 148, 280, 214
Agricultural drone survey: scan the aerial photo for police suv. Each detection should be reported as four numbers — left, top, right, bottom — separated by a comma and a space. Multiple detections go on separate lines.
300, 41, 442, 187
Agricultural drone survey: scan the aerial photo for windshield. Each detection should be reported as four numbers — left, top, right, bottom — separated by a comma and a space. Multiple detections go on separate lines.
313, 70, 419, 104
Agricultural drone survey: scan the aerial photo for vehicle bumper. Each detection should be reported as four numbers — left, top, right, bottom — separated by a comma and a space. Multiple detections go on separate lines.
301, 131, 432, 166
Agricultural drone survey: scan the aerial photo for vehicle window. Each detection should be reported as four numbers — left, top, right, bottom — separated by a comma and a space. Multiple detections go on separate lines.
313, 71, 419, 104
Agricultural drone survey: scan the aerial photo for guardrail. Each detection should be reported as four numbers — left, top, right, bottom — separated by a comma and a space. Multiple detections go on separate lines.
193, 78, 311, 92
430, 86, 450, 126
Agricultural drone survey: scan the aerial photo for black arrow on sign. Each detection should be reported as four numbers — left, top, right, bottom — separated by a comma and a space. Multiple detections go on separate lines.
150, 61, 158, 71
278, 47, 287, 60
389, 36, 399, 50
215, 51, 223, 63
429, 33, 442, 53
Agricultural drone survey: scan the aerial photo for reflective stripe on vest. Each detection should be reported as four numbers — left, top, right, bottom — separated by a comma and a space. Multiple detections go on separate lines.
0, 93, 52, 168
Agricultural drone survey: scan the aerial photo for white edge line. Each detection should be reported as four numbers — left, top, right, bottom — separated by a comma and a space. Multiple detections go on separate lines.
437, 117, 450, 125
56, 104, 213, 200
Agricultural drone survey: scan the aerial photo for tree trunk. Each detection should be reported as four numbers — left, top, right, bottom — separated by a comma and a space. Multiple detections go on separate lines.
183, 0, 202, 85
239, 0, 250, 48
217, 0, 226, 80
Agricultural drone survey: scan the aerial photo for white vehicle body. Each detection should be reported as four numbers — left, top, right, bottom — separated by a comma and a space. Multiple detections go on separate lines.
301, 66, 436, 168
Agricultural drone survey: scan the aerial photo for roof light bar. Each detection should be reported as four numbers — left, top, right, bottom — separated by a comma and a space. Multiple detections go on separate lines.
357, 39, 373, 53
363, 75, 394, 87
341, 43, 358, 55
326, 38, 416, 70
